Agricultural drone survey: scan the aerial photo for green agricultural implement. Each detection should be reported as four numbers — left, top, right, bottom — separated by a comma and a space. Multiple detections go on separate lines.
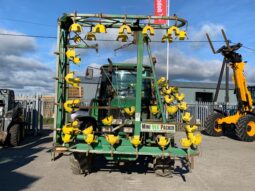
52, 13, 202, 177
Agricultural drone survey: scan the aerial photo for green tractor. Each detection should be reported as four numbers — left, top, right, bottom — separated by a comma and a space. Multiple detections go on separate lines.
0, 89, 24, 146
53, 13, 201, 177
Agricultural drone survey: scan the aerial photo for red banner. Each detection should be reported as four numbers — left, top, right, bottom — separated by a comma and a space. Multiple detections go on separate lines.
154, 0, 167, 24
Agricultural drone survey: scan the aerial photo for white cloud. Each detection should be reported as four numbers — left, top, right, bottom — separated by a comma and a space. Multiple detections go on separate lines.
0, 28, 36, 55
187, 23, 225, 49
121, 47, 223, 82
0, 28, 54, 94
154, 48, 223, 81
122, 47, 255, 85
190, 23, 225, 41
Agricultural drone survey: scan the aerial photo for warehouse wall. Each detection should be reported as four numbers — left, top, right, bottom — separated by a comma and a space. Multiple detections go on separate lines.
79, 76, 238, 105
81, 83, 98, 104
178, 87, 237, 104
80, 84, 237, 105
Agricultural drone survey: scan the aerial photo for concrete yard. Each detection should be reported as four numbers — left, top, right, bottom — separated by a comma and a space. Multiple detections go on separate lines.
1, 128, 255, 191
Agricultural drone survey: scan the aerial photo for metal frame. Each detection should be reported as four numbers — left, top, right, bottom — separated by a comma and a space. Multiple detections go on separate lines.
69, 13, 187, 29
53, 13, 199, 160
206, 30, 230, 103
54, 24, 69, 144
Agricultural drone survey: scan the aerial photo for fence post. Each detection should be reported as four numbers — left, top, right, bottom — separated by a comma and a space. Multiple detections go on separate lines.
28, 102, 31, 131
39, 95, 43, 131
23, 100, 27, 130
195, 102, 198, 124
33, 95, 39, 136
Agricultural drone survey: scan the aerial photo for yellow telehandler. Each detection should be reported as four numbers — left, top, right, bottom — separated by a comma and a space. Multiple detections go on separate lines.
205, 30, 255, 142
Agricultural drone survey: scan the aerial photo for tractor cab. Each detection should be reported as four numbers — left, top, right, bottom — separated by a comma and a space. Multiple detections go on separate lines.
99, 63, 152, 101
0, 89, 15, 116
88, 62, 153, 126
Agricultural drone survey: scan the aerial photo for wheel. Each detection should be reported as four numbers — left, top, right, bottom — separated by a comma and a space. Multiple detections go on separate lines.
9, 124, 21, 146
235, 114, 255, 142
20, 124, 25, 140
204, 112, 224, 136
70, 153, 82, 175
70, 153, 92, 175
154, 157, 174, 177
76, 117, 97, 131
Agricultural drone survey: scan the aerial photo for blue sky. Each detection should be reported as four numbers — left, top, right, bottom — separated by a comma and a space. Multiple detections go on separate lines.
0, 0, 255, 94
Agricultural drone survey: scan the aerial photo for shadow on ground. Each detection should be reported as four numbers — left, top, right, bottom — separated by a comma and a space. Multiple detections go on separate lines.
0, 129, 52, 191
201, 127, 240, 141
88, 155, 190, 180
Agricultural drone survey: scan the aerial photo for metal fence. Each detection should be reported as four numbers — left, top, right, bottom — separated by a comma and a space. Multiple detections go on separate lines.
176, 102, 237, 131
16, 95, 43, 136
62, 100, 238, 131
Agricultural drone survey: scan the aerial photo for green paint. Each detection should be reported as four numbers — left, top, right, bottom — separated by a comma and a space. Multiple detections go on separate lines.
146, 41, 166, 123
72, 143, 198, 158
54, 27, 70, 143
90, 99, 99, 120
134, 32, 144, 136
110, 98, 135, 108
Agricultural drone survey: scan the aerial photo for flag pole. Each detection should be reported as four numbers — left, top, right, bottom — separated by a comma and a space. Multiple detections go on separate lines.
166, 0, 170, 81
166, 0, 170, 119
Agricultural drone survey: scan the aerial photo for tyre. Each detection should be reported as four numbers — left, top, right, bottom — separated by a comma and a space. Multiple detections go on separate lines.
235, 114, 255, 142
20, 124, 25, 140
204, 112, 224, 136
9, 124, 21, 146
78, 117, 97, 131
70, 153, 92, 175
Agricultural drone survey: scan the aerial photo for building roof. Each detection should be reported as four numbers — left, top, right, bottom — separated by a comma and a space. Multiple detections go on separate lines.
78, 76, 235, 90
170, 81, 235, 90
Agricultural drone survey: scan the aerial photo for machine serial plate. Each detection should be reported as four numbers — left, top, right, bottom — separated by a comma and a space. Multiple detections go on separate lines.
141, 123, 175, 133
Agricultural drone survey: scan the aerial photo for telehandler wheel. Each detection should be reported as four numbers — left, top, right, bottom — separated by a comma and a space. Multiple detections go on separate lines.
235, 114, 255, 142
204, 112, 224, 137
70, 152, 92, 175
9, 124, 21, 146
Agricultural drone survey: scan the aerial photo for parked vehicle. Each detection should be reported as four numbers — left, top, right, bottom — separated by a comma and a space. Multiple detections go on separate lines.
0, 89, 24, 146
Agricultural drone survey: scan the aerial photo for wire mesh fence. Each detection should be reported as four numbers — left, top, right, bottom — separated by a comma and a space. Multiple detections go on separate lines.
176, 102, 237, 131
